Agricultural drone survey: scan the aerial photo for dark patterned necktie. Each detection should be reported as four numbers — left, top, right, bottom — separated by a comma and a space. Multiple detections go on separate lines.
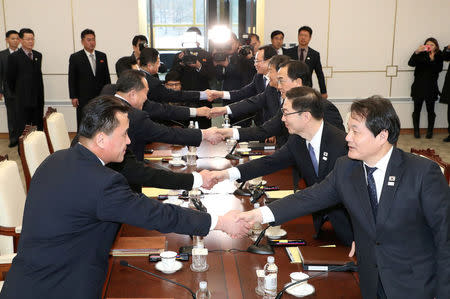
300, 49, 305, 61
27, 51, 33, 60
365, 165, 378, 221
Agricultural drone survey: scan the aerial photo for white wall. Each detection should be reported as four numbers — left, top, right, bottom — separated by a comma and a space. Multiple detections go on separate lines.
0, 0, 141, 132
263, 0, 450, 128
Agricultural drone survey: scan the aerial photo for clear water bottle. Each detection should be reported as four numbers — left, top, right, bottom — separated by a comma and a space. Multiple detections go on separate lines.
188, 120, 195, 129
263, 256, 278, 298
223, 115, 230, 128
250, 203, 263, 241
196, 281, 211, 299
194, 121, 199, 129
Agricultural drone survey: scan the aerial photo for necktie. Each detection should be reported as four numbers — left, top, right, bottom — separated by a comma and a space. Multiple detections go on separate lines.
365, 165, 378, 221
89, 53, 96, 75
27, 51, 33, 60
308, 143, 319, 176
300, 48, 305, 61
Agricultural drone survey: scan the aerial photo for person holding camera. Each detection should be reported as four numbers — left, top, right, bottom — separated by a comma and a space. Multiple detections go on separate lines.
408, 37, 443, 139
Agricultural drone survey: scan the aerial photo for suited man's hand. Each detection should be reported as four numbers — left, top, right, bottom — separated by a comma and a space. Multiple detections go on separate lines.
209, 107, 227, 118
204, 89, 224, 101
237, 209, 263, 225
321, 93, 328, 99
71, 98, 79, 107
209, 170, 230, 182
201, 127, 225, 145
199, 170, 219, 189
217, 128, 233, 139
196, 107, 211, 118
216, 210, 252, 238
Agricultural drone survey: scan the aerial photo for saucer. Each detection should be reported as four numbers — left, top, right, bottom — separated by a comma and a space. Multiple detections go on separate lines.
265, 228, 287, 239
169, 160, 186, 167
284, 283, 315, 297
155, 260, 183, 274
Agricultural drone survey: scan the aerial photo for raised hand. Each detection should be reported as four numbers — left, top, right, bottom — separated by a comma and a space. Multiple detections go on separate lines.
204, 89, 224, 102
199, 169, 220, 189
216, 210, 253, 238
196, 106, 211, 118
201, 127, 225, 145
209, 107, 228, 118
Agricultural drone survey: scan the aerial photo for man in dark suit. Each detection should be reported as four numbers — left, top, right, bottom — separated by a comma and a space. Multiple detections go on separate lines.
114, 69, 223, 161
0, 30, 20, 147
7, 28, 44, 132
271, 30, 287, 55
216, 60, 344, 147
286, 26, 327, 99
68, 29, 111, 128
208, 87, 353, 245
209, 55, 291, 125
0, 96, 249, 299
238, 97, 450, 299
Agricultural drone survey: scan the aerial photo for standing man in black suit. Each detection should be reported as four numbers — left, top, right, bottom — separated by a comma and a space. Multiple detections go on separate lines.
207, 87, 353, 245
0, 96, 250, 299
238, 97, 450, 299
0, 30, 20, 147
7, 28, 44, 132
271, 30, 286, 55
286, 26, 327, 99
68, 29, 111, 129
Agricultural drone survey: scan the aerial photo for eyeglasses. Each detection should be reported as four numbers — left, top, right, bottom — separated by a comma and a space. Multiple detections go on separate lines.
166, 82, 181, 87
281, 109, 306, 116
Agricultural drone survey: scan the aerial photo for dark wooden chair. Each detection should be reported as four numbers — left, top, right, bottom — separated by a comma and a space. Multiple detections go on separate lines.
411, 148, 450, 184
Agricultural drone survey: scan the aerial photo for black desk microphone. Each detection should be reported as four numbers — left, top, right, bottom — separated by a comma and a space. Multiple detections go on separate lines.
225, 141, 240, 160
119, 260, 196, 298
233, 181, 252, 197
247, 226, 274, 255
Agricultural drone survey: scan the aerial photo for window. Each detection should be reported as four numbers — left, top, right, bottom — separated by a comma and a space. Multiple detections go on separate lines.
149, 0, 206, 49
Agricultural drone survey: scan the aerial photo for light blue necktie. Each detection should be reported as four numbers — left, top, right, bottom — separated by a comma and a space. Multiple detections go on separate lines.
308, 143, 318, 176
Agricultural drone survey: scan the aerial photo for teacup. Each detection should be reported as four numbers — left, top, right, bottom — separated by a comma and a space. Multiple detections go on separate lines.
239, 142, 249, 151
290, 272, 309, 285
172, 153, 183, 164
267, 225, 282, 235
160, 251, 177, 268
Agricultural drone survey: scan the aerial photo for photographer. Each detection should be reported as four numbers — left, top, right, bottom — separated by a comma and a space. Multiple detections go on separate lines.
171, 27, 215, 128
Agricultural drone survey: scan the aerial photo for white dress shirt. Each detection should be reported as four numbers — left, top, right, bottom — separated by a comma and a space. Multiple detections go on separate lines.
363, 146, 393, 202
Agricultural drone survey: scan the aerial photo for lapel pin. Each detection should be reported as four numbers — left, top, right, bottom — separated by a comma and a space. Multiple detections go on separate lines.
323, 152, 328, 156
388, 176, 395, 186
322, 152, 328, 161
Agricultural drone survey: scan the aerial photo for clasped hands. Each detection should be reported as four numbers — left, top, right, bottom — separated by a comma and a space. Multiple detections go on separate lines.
215, 209, 263, 239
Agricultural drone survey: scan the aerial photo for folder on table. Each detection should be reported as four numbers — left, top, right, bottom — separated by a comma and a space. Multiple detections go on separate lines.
265, 190, 295, 199
142, 187, 171, 198
110, 236, 166, 256
299, 246, 355, 271
144, 149, 173, 160
248, 141, 276, 150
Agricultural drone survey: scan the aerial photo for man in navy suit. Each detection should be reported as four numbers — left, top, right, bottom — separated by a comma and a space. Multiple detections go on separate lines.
238, 97, 450, 299
286, 26, 327, 99
68, 29, 111, 128
208, 87, 353, 245
0, 96, 250, 299
7, 28, 44, 132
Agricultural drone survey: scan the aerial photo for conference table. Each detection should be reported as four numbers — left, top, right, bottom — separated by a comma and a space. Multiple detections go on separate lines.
102, 141, 362, 299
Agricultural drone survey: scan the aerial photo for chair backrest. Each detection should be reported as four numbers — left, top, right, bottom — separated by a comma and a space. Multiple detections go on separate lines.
411, 148, 450, 184
43, 107, 71, 153
0, 157, 26, 255
19, 125, 50, 191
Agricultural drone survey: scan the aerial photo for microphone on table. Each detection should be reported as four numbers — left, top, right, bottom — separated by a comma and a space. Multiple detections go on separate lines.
169, 119, 188, 128
229, 114, 257, 127
274, 261, 357, 299
247, 226, 274, 255
233, 181, 252, 197
250, 181, 265, 204
225, 141, 240, 160
119, 260, 196, 299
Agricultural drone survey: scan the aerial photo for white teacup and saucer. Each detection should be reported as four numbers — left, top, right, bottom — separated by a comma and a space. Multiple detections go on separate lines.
169, 153, 186, 167
155, 251, 182, 274
265, 225, 287, 239
284, 272, 315, 297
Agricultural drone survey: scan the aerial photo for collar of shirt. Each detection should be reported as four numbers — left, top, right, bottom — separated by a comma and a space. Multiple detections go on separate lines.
114, 93, 131, 105
84, 49, 95, 59
305, 120, 324, 163
8, 48, 17, 54
263, 74, 270, 87
363, 146, 394, 201
298, 46, 309, 58
140, 69, 151, 76
276, 48, 283, 55
22, 48, 32, 56
78, 142, 105, 166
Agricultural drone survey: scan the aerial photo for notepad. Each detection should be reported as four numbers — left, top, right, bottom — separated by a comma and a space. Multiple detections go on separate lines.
110, 236, 166, 256
286, 246, 302, 263
265, 190, 295, 198
142, 187, 171, 197
249, 155, 264, 160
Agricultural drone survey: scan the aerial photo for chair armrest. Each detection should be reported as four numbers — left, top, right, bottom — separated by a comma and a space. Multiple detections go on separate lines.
0, 253, 16, 264
15, 226, 21, 234
0, 226, 21, 238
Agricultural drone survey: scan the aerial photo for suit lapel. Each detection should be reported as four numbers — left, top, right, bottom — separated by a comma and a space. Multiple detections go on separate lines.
350, 161, 377, 231
81, 51, 95, 77
376, 148, 404, 233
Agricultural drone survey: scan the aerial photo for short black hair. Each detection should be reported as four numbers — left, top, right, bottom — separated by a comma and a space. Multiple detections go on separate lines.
139, 47, 159, 66
249, 33, 260, 41
286, 87, 323, 120
132, 35, 148, 46
351, 96, 400, 144
165, 71, 181, 82
79, 95, 130, 138
298, 26, 312, 36
115, 56, 137, 78
19, 28, 34, 38
268, 55, 290, 71
116, 69, 146, 93
280, 60, 311, 87
271, 30, 284, 39
81, 29, 95, 39
6, 30, 19, 38
258, 45, 277, 61
187, 27, 202, 36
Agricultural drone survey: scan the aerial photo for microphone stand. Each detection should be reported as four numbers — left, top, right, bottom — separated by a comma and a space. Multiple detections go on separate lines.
225, 141, 240, 160
233, 181, 251, 197
247, 226, 274, 255
250, 182, 265, 204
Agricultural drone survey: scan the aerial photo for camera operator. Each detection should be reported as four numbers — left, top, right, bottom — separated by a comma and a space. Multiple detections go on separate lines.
171, 27, 215, 128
